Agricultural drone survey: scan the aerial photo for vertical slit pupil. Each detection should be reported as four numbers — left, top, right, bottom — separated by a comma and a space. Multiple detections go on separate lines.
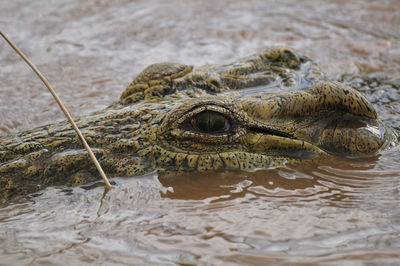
193, 111, 230, 133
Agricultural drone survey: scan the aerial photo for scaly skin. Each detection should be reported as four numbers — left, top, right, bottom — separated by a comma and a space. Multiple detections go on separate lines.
0, 47, 398, 199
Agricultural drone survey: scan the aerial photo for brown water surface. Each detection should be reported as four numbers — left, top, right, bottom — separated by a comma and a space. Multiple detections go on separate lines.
1, 0, 400, 265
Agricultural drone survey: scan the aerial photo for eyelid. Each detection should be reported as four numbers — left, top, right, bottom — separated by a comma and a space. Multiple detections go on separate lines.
204, 105, 232, 116
175, 105, 232, 125
175, 127, 247, 143
162, 102, 248, 143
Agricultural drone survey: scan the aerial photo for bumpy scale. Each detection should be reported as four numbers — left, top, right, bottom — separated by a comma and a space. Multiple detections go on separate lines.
1, 47, 398, 199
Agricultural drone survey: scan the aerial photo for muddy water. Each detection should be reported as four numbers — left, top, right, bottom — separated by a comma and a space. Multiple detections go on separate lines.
1, 0, 400, 265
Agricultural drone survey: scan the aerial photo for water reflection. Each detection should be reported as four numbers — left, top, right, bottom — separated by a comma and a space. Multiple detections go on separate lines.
0, 151, 399, 264
159, 168, 317, 200
158, 156, 384, 207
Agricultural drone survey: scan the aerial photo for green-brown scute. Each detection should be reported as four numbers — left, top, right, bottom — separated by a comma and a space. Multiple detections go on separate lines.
1, 46, 398, 200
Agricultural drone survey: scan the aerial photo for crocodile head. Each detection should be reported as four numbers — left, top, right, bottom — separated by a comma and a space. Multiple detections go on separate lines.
1, 47, 397, 199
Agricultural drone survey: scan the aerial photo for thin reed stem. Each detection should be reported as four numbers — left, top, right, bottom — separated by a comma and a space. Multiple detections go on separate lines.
0, 30, 112, 189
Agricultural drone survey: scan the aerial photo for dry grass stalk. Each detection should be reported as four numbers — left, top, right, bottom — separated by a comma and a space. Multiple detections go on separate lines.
0, 30, 112, 189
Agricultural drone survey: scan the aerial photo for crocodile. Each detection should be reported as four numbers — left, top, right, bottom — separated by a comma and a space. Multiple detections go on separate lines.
1, 46, 398, 200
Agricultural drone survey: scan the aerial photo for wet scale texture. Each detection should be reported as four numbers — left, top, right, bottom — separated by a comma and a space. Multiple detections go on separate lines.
1, 46, 397, 199
1, 0, 400, 265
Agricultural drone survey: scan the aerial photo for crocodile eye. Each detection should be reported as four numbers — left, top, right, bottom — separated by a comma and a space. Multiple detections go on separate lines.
191, 111, 230, 134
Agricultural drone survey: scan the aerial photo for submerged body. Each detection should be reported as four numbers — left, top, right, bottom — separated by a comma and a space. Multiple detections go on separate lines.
0, 47, 398, 199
